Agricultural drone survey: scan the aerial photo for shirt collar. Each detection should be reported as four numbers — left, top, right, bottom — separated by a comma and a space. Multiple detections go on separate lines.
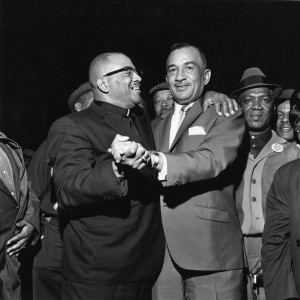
94, 101, 130, 117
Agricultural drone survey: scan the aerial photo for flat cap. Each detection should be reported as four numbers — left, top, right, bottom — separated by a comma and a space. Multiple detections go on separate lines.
149, 82, 170, 96
68, 82, 92, 112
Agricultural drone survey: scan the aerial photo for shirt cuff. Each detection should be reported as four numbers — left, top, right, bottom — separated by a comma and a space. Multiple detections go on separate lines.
158, 153, 167, 181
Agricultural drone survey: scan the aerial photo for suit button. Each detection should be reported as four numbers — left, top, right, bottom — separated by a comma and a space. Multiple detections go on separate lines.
251, 197, 256, 202
251, 179, 256, 184
296, 239, 300, 247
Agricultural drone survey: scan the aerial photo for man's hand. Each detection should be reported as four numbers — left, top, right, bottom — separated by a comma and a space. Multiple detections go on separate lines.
109, 134, 150, 170
203, 91, 239, 116
7, 221, 36, 256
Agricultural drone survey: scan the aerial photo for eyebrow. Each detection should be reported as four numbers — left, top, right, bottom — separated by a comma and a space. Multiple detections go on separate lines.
167, 61, 197, 70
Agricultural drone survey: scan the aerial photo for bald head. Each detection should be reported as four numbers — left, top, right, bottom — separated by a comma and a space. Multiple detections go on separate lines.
89, 53, 118, 88
88, 52, 142, 108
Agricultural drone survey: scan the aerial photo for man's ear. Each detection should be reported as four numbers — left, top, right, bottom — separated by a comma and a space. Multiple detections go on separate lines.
97, 77, 109, 94
203, 69, 211, 86
165, 76, 169, 84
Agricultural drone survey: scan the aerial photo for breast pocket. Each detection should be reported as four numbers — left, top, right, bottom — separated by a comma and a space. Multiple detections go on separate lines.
194, 206, 229, 223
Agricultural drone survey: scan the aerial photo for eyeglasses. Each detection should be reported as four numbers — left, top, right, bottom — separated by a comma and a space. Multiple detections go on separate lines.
102, 66, 143, 78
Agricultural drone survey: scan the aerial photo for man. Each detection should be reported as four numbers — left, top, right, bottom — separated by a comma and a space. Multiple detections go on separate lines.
149, 82, 174, 117
28, 81, 94, 300
47, 52, 165, 300
67, 81, 94, 112
275, 88, 295, 142
231, 67, 300, 299
262, 99, 300, 300
0, 132, 40, 299
111, 42, 246, 299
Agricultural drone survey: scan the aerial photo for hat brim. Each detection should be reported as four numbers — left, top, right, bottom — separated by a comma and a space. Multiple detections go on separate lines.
68, 82, 92, 111
230, 83, 282, 100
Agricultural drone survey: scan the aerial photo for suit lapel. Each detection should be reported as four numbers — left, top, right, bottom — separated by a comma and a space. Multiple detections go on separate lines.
169, 99, 203, 151
158, 110, 173, 152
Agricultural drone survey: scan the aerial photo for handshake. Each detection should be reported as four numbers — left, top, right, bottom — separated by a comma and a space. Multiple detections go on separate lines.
108, 134, 162, 175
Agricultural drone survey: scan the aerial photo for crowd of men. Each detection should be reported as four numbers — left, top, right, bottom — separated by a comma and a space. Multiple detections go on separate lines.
0, 42, 300, 300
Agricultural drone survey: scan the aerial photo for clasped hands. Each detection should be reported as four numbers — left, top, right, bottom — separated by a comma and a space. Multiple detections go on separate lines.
108, 134, 150, 171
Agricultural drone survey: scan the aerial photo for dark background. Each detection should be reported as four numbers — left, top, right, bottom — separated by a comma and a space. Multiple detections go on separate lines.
1, 0, 300, 151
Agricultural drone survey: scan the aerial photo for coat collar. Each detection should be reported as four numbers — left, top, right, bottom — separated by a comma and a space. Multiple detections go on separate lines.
249, 130, 287, 162
89, 102, 151, 148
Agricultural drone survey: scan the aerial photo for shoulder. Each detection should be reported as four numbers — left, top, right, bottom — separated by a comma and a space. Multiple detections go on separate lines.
49, 107, 95, 136
204, 106, 244, 123
277, 158, 300, 175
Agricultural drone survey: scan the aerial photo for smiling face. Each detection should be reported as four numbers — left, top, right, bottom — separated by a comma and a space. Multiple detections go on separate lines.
276, 100, 294, 141
101, 53, 142, 109
165, 46, 211, 105
239, 87, 274, 132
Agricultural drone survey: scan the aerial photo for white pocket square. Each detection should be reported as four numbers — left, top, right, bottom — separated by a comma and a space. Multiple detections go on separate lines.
189, 126, 206, 135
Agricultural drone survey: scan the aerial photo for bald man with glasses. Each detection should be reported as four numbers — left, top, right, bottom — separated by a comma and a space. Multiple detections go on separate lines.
47, 52, 165, 300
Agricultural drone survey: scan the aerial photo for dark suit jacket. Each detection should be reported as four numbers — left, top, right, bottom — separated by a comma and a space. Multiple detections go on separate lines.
262, 158, 300, 300
152, 100, 245, 271
27, 135, 66, 217
48, 102, 164, 285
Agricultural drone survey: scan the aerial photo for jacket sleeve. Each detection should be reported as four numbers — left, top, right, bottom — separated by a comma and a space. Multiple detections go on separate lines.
49, 117, 128, 211
27, 140, 51, 200
262, 168, 298, 300
164, 110, 245, 186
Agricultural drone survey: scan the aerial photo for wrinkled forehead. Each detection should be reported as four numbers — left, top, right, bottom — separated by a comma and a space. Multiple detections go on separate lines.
276, 100, 291, 112
239, 87, 273, 99
106, 53, 134, 72
166, 47, 203, 69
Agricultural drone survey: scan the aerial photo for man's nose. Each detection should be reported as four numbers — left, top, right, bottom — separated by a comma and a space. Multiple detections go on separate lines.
175, 68, 186, 81
282, 112, 290, 122
132, 71, 142, 82
161, 101, 168, 107
251, 99, 263, 109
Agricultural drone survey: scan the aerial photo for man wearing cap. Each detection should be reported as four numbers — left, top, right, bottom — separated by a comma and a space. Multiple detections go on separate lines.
275, 88, 296, 142
231, 67, 300, 299
149, 82, 174, 117
68, 81, 94, 112
28, 82, 93, 300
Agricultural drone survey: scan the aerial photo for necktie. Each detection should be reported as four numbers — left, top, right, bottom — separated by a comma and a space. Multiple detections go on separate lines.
169, 105, 189, 147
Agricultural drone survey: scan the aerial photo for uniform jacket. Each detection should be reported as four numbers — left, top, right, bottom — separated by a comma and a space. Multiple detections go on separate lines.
48, 102, 165, 285
235, 131, 300, 235
0, 132, 40, 300
152, 99, 245, 271
262, 159, 300, 300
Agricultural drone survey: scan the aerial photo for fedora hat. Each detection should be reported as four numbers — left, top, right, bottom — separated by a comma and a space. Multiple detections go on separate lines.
68, 82, 93, 112
230, 67, 282, 99
275, 88, 295, 106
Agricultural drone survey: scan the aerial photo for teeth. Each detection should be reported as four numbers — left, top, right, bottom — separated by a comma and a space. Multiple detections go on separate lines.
131, 86, 140, 90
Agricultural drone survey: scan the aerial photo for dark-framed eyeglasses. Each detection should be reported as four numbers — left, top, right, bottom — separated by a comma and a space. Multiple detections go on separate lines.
102, 66, 143, 79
